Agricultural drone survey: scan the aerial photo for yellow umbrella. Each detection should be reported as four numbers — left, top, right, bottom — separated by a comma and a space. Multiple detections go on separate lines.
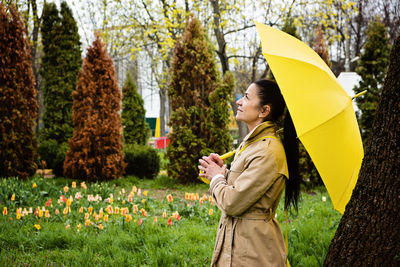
254, 21, 364, 213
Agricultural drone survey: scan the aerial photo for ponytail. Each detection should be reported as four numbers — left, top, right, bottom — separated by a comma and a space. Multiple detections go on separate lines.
283, 109, 300, 211
253, 79, 301, 210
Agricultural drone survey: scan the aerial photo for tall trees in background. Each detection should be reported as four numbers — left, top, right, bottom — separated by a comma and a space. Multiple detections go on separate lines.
353, 18, 390, 143
64, 35, 126, 181
168, 16, 232, 183
38, 1, 81, 175
122, 72, 150, 145
40, 1, 81, 144
0, 4, 38, 178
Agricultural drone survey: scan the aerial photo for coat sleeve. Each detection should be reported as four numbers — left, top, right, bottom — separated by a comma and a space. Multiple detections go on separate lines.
211, 146, 281, 216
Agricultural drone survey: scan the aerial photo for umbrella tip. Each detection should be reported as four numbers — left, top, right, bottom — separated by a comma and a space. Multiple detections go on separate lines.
352, 90, 367, 100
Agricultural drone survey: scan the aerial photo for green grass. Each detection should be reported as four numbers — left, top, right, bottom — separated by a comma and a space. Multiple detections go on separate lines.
0, 176, 341, 266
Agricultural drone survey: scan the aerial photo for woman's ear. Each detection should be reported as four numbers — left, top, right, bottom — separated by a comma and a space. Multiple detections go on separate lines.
259, 104, 271, 118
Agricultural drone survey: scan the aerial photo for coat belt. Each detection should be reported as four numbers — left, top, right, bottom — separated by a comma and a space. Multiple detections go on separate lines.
231, 208, 274, 220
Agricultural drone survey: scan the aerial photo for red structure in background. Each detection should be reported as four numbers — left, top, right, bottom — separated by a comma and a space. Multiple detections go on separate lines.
156, 137, 170, 149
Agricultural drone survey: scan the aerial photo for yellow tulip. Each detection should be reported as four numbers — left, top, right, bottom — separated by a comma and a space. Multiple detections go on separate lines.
34, 224, 41, 230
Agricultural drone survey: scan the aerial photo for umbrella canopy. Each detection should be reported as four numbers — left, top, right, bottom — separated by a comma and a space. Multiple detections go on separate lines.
255, 22, 364, 213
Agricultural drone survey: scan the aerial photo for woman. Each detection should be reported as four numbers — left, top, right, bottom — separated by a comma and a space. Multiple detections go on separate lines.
199, 79, 300, 267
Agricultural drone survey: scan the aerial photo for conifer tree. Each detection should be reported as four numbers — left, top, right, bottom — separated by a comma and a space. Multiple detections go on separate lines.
39, 1, 81, 144
313, 26, 332, 67
354, 18, 391, 142
167, 16, 232, 183
121, 72, 150, 145
0, 4, 38, 178
63, 34, 126, 181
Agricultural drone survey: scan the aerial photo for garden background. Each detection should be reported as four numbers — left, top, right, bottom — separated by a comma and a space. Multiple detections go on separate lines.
1, 0, 399, 266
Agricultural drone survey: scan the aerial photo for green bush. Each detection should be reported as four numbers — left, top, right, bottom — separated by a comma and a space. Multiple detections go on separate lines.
54, 143, 69, 177
123, 144, 160, 179
38, 139, 58, 169
38, 140, 68, 177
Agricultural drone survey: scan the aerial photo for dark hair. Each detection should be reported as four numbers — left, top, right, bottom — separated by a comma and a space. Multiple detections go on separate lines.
253, 79, 300, 211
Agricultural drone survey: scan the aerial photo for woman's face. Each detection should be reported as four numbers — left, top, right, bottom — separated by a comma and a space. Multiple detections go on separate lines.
236, 83, 267, 130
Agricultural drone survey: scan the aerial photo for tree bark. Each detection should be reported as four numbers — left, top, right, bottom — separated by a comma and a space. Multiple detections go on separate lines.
324, 35, 400, 266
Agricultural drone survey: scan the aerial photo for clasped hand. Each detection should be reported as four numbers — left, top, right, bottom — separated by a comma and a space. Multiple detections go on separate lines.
198, 153, 226, 181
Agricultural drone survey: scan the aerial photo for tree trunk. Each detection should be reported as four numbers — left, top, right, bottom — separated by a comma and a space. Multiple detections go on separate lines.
324, 36, 400, 266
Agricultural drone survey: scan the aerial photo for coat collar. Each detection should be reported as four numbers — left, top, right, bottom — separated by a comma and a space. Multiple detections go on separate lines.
243, 121, 279, 143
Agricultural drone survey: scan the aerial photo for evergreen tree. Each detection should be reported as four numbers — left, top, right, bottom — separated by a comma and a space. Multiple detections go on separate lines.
167, 16, 232, 183
0, 4, 38, 178
313, 26, 332, 67
121, 72, 150, 145
63, 34, 126, 181
39, 1, 81, 144
354, 18, 391, 142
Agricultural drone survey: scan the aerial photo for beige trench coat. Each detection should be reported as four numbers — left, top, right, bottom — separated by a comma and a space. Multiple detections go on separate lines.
210, 121, 288, 267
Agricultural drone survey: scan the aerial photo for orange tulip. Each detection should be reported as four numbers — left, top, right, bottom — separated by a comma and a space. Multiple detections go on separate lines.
133, 205, 138, 214
34, 224, 41, 230
104, 214, 109, 222
106, 205, 113, 215
126, 214, 132, 223
167, 194, 173, 202
138, 218, 143, 226
32, 183, 37, 188
65, 225, 70, 230
80, 182, 87, 190
72, 181, 76, 188
11, 194, 15, 201
64, 186, 69, 193
162, 211, 167, 219
2, 207, 7, 216
167, 218, 172, 226
98, 224, 104, 230
55, 209, 60, 215
140, 208, 147, 217
209, 209, 214, 215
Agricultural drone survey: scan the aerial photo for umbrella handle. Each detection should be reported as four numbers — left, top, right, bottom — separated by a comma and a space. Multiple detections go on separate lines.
352, 90, 367, 100
198, 150, 236, 184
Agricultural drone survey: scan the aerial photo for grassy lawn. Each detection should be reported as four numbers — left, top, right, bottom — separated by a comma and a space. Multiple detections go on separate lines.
0, 175, 341, 266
